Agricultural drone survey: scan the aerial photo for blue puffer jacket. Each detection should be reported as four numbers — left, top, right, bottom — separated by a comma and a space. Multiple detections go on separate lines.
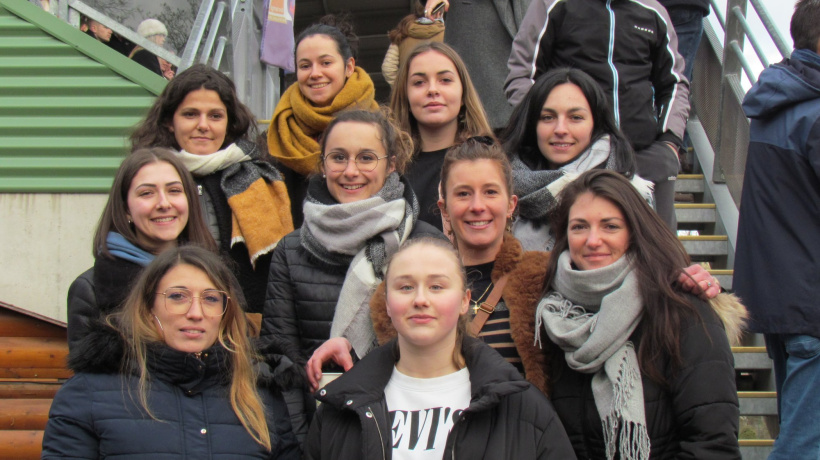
734, 48, 820, 335
41, 324, 301, 459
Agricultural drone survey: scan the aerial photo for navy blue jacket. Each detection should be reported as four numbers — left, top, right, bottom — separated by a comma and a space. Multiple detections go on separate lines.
42, 324, 300, 459
734, 49, 820, 335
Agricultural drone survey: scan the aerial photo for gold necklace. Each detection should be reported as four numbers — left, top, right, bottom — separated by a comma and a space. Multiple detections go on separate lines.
471, 281, 494, 314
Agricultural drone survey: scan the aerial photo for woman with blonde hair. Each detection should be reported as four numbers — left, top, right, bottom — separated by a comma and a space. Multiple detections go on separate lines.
389, 41, 493, 230
44, 245, 299, 459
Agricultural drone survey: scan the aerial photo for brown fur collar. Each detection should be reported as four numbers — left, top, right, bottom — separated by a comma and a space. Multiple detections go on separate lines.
369, 233, 553, 395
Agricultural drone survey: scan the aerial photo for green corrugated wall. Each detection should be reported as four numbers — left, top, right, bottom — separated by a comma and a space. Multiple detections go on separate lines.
0, 0, 165, 192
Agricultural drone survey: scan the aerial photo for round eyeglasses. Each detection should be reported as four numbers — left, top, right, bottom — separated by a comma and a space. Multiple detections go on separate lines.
323, 152, 389, 172
156, 288, 229, 317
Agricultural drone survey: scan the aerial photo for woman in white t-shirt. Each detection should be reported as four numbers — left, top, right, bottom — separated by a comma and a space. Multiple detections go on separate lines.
305, 238, 575, 459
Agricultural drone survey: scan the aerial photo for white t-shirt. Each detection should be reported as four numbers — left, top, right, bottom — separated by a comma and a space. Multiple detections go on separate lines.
384, 366, 471, 460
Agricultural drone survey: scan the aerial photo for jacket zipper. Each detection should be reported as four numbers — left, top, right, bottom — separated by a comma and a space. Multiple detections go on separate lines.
367, 405, 387, 460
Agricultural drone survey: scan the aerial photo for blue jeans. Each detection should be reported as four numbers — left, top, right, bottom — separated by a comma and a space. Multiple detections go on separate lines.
765, 333, 820, 459
666, 6, 705, 83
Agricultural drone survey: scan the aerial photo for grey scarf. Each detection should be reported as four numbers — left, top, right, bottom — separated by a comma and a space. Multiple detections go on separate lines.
301, 173, 418, 357
536, 251, 650, 460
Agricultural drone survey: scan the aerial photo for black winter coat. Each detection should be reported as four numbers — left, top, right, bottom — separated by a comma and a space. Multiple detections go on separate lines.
66, 255, 142, 351
42, 324, 301, 459
548, 296, 740, 459
306, 337, 576, 460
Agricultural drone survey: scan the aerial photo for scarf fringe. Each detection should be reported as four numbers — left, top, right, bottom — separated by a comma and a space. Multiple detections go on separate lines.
602, 343, 649, 460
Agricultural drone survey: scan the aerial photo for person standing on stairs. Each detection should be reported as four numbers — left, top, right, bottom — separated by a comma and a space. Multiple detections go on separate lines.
734, 1, 820, 457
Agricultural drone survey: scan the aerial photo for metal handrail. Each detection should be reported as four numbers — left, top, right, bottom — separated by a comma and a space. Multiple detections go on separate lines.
748, 0, 791, 58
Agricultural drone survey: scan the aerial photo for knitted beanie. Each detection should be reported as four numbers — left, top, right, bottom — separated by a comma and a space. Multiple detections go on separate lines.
137, 19, 167, 38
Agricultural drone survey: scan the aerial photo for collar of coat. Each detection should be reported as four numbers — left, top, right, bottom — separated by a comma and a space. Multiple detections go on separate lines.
369, 233, 552, 395
315, 336, 530, 413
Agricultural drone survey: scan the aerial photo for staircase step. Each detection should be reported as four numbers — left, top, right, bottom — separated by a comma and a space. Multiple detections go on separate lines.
679, 235, 729, 256
0, 430, 43, 460
738, 392, 777, 416
709, 269, 733, 290
0, 399, 51, 430
740, 441, 775, 460
0, 337, 70, 379
675, 203, 716, 223
732, 347, 772, 370
0, 380, 62, 399
675, 174, 705, 193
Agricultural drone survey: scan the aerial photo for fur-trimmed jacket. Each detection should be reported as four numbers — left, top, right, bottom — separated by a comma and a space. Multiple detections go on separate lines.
372, 233, 552, 394
41, 323, 301, 460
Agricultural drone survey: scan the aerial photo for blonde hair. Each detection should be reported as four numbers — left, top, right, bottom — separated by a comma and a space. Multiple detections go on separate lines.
389, 42, 493, 155
111, 246, 272, 450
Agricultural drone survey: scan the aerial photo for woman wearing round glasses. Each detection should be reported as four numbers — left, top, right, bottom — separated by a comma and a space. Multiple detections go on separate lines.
43, 245, 300, 459
260, 109, 442, 438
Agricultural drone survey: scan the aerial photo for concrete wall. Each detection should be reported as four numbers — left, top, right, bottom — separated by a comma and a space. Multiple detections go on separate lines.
0, 193, 107, 322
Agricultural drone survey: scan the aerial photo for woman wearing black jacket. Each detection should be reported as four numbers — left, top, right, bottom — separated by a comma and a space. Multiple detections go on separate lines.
307, 238, 574, 459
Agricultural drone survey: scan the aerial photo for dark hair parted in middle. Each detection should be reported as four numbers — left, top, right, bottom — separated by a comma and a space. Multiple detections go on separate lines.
501, 67, 637, 175
319, 108, 414, 175
543, 169, 699, 385
130, 64, 257, 151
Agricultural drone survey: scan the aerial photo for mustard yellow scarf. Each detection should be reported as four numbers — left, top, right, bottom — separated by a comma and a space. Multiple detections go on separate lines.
267, 66, 378, 176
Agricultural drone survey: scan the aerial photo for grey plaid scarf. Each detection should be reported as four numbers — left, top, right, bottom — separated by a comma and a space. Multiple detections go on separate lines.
536, 251, 650, 460
301, 173, 418, 357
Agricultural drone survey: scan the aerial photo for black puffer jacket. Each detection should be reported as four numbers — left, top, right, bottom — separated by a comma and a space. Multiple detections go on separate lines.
547, 296, 741, 459
307, 336, 575, 459
66, 255, 142, 351
42, 323, 301, 460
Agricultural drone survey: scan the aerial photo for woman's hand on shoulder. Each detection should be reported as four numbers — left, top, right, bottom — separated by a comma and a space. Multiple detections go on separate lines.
678, 264, 720, 300
306, 337, 353, 392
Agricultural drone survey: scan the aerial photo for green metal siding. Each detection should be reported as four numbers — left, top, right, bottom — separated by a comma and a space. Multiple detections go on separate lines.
0, 0, 165, 193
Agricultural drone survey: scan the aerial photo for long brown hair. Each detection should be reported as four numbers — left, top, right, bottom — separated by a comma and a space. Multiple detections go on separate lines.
543, 169, 700, 385
389, 42, 493, 155
93, 148, 217, 259
112, 246, 272, 450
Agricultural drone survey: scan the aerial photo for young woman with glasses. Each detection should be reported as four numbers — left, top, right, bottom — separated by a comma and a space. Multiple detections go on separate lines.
43, 246, 300, 459
66, 148, 218, 351
260, 109, 443, 439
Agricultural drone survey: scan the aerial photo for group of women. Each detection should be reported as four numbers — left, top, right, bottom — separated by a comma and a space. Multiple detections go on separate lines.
47, 15, 743, 460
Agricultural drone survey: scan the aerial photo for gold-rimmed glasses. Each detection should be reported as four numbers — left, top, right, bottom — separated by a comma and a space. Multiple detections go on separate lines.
322, 152, 389, 172
156, 288, 229, 317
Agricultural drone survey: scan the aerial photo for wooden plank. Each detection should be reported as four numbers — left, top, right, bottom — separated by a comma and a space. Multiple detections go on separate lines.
0, 430, 43, 460
0, 337, 68, 369
0, 368, 72, 379
0, 381, 62, 399
0, 310, 66, 338
0, 399, 51, 430
0, 302, 66, 329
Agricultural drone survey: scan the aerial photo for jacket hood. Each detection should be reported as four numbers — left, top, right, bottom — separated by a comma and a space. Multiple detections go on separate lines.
743, 49, 820, 119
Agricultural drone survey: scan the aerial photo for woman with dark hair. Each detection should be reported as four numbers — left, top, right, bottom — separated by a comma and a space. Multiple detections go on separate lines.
306, 237, 575, 459
131, 64, 293, 313
261, 109, 442, 438
67, 148, 217, 350
267, 18, 378, 227
501, 68, 651, 252
390, 41, 494, 230
45, 246, 300, 459
536, 169, 743, 459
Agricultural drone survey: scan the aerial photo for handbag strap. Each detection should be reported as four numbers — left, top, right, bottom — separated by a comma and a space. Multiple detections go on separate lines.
469, 275, 510, 336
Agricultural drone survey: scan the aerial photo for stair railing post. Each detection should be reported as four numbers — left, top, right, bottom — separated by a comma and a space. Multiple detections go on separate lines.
714, 0, 747, 185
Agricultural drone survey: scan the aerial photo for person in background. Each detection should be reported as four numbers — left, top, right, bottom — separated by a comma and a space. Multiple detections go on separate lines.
306, 237, 576, 459
130, 18, 175, 80
733, 0, 820, 457
267, 17, 378, 227
83, 15, 133, 56
381, 9, 445, 87
390, 42, 493, 231
44, 246, 300, 459
421, 0, 533, 130
505, 0, 689, 232
130, 65, 293, 313
66, 148, 217, 351
536, 169, 742, 459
